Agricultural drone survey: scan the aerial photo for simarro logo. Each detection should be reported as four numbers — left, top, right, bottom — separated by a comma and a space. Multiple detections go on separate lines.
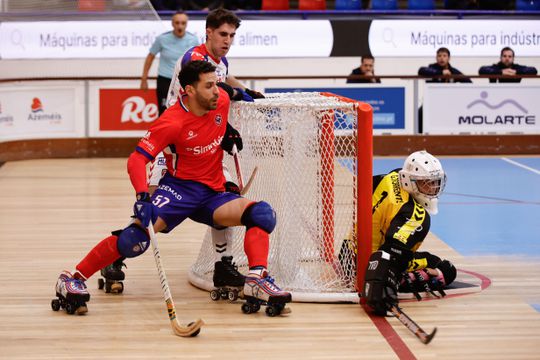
121, 96, 158, 123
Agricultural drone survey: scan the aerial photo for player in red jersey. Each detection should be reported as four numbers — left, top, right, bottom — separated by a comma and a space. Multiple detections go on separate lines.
52, 61, 291, 316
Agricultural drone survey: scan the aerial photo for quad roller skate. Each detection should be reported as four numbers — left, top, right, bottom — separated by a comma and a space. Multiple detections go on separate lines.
210, 256, 246, 302
51, 271, 90, 315
241, 271, 292, 317
97, 257, 126, 294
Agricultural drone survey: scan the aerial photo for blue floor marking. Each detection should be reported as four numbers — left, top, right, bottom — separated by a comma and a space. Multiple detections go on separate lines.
363, 157, 540, 257
531, 304, 540, 313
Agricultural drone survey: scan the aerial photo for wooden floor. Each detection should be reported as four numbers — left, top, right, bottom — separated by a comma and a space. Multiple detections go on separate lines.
1, 158, 540, 359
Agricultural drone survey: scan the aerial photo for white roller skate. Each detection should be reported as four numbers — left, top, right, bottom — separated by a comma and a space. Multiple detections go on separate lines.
210, 256, 245, 302
241, 269, 292, 317
51, 271, 90, 315
97, 257, 126, 294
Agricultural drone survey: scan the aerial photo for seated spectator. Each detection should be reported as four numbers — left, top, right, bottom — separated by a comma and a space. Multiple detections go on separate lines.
418, 47, 472, 83
347, 55, 381, 84
479, 47, 538, 83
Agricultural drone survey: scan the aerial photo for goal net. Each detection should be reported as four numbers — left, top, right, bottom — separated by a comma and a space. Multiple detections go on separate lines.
188, 92, 373, 303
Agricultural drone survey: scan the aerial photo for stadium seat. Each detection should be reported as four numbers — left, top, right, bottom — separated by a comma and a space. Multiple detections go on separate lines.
335, 0, 361, 9
262, 0, 290, 10
371, 0, 398, 9
516, 0, 540, 10
299, 0, 327, 10
408, 0, 435, 9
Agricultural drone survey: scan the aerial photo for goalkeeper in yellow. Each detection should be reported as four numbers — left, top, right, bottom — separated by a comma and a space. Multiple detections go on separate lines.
342, 150, 456, 315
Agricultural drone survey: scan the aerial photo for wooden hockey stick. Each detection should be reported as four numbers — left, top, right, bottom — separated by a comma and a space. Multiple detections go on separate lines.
389, 305, 437, 344
148, 222, 204, 337
232, 145, 244, 191
241, 166, 258, 196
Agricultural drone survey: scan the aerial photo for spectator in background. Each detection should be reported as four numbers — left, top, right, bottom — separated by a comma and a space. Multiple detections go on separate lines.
418, 47, 472, 83
479, 47, 538, 83
347, 55, 381, 84
140, 11, 199, 115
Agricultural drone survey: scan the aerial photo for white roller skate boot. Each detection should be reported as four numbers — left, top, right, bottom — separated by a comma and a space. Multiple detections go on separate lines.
210, 256, 246, 302
51, 271, 90, 315
241, 268, 291, 316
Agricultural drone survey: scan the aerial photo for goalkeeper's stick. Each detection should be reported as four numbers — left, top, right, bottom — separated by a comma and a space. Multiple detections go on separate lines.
389, 305, 437, 345
148, 222, 204, 337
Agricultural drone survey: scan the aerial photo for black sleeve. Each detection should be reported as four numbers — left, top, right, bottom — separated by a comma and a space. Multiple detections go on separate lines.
217, 82, 234, 99
514, 64, 538, 75
479, 64, 501, 75
384, 199, 431, 252
418, 65, 440, 76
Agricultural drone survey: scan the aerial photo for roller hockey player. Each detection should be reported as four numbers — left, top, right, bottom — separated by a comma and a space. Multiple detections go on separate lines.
360, 150, 449, 315
52, 61, 291, 316
51, 271, 90, 315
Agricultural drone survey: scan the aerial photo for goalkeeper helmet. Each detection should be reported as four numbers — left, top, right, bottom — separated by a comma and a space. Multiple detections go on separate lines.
398, 150, 446, 215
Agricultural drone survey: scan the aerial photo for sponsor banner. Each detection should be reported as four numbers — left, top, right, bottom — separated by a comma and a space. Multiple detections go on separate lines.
0, 84, 84, 141
99, 89, 158, 131
423, 84, 540, 134
1, 19, 539, 59
0, 20, 332, 59
369, 20, 540, 57
265, 86, 413, 134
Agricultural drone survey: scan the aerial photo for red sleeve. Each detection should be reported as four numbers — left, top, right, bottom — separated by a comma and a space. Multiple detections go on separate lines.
127, 151, 151, 194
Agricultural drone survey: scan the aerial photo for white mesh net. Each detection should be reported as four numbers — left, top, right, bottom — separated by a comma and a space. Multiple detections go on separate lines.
189, 92, 367, 303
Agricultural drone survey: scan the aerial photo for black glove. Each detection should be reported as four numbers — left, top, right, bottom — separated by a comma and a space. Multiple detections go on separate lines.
221, 123, 243, 155
363, 250, 400, 316
224, 181, 241, 195
244, 88, 265, 99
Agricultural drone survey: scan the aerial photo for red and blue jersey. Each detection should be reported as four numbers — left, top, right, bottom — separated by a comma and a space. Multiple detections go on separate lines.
167, 43, 229, 108
133, 88, 230, 192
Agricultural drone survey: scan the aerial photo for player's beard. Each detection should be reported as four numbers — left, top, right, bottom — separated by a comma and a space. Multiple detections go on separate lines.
196, 92, 218, 111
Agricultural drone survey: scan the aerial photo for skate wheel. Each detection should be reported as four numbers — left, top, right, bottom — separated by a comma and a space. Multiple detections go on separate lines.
241, 303, 252, 314
210, 290, 220, 301
187, 322, 201, 337
65, 302, 76, 315
97, 278, 104, 290
51, 299, 60, 311
104, 282, 111, 293
110, 282, 123, 294
251, 302, 261, 313
265, 306, 278, 317
228, 289, 238, 301
220, 291, 228, 300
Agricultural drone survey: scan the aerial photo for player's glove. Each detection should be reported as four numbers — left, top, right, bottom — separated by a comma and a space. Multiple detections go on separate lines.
244, 88, 265, 99
221, 123, 243, 155
232, 88, 254, 102
363, 250, 400, 316
400, 269, 447, 300
224, 181, 241, 195
133, 192, 154, 227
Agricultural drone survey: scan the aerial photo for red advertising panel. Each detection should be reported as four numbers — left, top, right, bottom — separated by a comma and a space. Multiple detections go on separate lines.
99, 89, 158, 131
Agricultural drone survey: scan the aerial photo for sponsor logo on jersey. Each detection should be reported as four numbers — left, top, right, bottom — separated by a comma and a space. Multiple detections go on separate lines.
27, 98, 62, 122
191, 135, 224, 155
186, 130, 198, 140
215, 114, 222, 126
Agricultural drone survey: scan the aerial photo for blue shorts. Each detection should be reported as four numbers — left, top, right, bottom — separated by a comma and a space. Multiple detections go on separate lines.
151, 173, 241, 233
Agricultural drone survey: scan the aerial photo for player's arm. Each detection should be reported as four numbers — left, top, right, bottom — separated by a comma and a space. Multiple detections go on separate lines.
140, 53, 156, 90
148, 152, 167, 196
226, 75, 265, 100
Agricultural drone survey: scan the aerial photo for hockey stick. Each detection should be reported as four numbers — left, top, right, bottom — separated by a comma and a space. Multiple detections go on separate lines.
148, 222, 204, 337
232, 144, 244, 191
241, 166, 258, 196
389, 305, 437, 345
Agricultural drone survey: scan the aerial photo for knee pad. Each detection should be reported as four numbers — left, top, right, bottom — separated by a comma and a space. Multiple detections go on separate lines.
117, 224, 150, 258
241, 201, 276, 233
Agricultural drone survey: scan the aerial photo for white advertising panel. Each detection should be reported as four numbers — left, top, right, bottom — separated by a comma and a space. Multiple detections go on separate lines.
0, 83, 85, 141
423, 84, 540, 134
0, 20, 333, 59
369, 20, 540, 57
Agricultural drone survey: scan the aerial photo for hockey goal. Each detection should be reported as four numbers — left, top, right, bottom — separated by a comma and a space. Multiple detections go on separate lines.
188, 92, 373, 303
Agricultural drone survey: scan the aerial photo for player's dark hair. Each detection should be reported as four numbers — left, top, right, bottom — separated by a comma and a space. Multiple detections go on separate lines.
179, 60, 217, 89
500, 46, 514, 57
361, 55, 374, 62
206, 8, 241, 30
436, 47, 450, 56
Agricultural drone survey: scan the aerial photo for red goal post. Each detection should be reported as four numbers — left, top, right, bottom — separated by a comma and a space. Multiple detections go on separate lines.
189, 92, 373, 303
